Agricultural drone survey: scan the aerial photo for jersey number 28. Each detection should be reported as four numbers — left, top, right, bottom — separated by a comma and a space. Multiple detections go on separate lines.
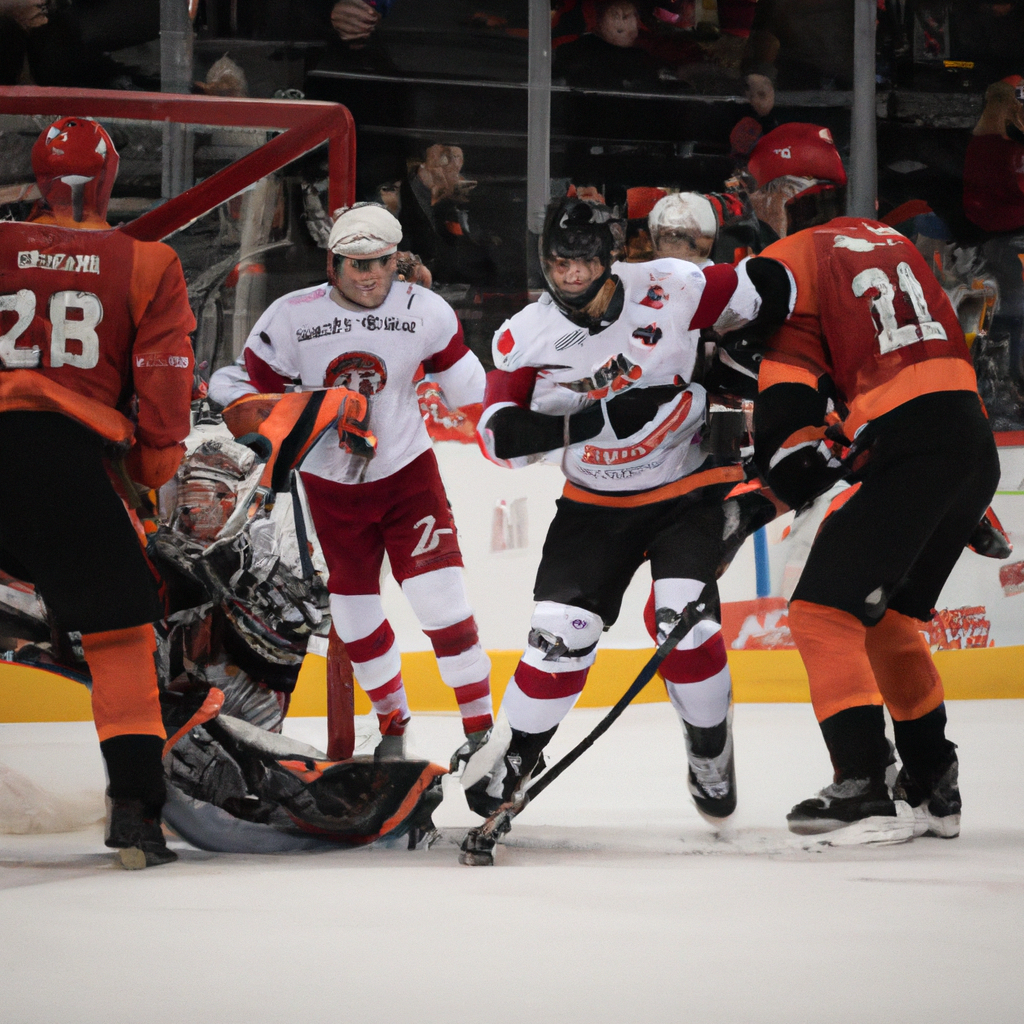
0, 289, 103, 370
851, 262, 947, 354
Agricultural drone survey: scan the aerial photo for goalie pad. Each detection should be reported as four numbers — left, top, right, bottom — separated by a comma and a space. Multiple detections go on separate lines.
163, 707, 446, 852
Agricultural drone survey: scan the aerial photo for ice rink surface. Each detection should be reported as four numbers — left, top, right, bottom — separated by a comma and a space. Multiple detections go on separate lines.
1, 700, 1022, 1024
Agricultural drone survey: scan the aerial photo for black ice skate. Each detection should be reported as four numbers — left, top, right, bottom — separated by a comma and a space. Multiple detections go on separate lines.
683, 714, 736, 822
893, 756, 961, 839
786, 776, 915, 844
462, 725, 554, 819
106, 797, 178, 870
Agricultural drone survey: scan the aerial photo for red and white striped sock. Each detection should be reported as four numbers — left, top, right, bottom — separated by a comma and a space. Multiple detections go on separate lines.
403, 568, 493, 736
645, 579, 732, 727
329, 594, 410, 733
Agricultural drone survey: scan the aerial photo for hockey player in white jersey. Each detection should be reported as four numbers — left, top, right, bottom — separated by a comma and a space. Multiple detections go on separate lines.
465, 197, 781, 823
209, 203, 493, 758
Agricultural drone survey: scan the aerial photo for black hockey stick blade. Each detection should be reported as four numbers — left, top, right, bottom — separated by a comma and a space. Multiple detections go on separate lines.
458, 582, 714, 864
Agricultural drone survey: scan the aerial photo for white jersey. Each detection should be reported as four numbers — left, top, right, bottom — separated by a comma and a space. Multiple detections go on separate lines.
483, 259, 710, 493
209, 280, 483, 484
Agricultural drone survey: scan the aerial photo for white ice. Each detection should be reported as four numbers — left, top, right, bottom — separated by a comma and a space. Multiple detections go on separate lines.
1, 701, 1022, 1024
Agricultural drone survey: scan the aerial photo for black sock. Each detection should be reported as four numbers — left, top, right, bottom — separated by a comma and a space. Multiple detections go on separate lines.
819, 705, 891, 781
893, 705, 957, 785
100, 734, 166, 813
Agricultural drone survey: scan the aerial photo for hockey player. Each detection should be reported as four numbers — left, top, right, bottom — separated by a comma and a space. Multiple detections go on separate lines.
0, 117, 196, 867
466, 196, 787, 824
209, 203, 493, 759
750, 216, 999, 842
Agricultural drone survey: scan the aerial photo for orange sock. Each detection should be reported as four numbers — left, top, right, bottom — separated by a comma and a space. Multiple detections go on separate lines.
788, 600, 883, 723
865, 609, 944, 721
81, 624, 165, 742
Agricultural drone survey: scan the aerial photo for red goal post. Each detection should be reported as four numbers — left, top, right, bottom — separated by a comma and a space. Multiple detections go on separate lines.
0, 85, 356, 242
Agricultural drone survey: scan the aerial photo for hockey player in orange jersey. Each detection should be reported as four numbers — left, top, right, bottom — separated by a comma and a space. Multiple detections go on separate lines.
736, 125, 1000, 843
0, 117, 196, 867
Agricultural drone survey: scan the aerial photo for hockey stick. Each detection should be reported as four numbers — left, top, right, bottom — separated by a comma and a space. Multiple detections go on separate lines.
459, 580, 715, 865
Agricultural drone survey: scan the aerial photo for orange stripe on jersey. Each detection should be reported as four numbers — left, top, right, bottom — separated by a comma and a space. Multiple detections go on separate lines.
83, 624, 164, 742
864, 609, 944, 721
757, 357, 820, 392
562, 464, 745, 508
0, 369, 134, 443
844, 358, 979, 438
788, 600, 882, 722
779, 424, 828, 451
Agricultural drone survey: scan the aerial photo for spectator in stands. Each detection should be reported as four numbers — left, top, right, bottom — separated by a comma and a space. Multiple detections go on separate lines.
330, 0, 382, 43
553, 0, 663, 88
398, 143, 497, 286
1, 0, 160, 89
730, 64, 781, 160
963, 77, 1024, 234
0, 0, 46, 84
964, 76, 1024, 388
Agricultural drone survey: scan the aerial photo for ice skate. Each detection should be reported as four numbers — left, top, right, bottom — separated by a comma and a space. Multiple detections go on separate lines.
683, 713, 736, 823
787, 776, 914, 844
374, 711, 409, 761
893, 756, 961, 838
105, 797, 178, 869
462, 723, 553, 819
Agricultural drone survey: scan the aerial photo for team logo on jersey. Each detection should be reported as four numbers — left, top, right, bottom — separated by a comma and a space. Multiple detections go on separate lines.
632, 324, 662, 347
324, 351, 387, 396
581, 390, 693, 465
136, 354, 191, 368
17, 250, 100, 274
296, 313, 418, 342
553, 329, 586, 351
496, 329, 515, 355
640, 285, 667, 309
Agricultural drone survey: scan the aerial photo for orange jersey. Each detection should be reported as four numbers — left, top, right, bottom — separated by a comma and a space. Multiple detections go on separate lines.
0, 222, 195, 454
757, 217, 977, 437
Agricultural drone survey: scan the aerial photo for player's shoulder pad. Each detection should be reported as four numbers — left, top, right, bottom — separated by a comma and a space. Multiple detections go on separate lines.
491, 301, 558, 372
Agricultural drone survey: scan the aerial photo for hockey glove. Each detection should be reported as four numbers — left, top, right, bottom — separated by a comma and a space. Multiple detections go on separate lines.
558, 353, 643, 400
968, 508, 1012, 559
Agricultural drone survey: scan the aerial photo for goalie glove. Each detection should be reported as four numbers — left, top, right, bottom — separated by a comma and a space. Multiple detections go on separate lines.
221, 387, 376, 493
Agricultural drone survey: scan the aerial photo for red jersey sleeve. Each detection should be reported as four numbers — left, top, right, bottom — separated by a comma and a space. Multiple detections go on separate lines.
128, 242, 195, 452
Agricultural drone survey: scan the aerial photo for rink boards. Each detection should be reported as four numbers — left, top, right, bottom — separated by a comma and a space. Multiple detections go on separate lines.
1, 433, 1022, 722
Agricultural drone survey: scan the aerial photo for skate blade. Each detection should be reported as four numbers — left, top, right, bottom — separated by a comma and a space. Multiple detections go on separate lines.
795, 803, 916, 847
115, 847, 148, 871
458, 849, 495, 866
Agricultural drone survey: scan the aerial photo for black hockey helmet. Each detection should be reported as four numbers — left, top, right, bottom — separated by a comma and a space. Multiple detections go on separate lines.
540, 197, 617, 323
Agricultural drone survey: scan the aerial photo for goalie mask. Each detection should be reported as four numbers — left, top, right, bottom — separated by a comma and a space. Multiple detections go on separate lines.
540, 197, 618, 328
747, 123, 847, 238
31, 117, 119, 227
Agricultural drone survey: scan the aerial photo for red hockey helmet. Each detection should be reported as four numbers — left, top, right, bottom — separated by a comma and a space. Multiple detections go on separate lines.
1001, 74, 1024, 103
31, 117, 119, 225
747, 123, 847, 190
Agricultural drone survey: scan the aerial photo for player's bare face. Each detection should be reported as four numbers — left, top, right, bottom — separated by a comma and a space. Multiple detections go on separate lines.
333, 254, 396, 308
597, 4, 639, 47
546, 256, 605, 297
745, 74, 775, 118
